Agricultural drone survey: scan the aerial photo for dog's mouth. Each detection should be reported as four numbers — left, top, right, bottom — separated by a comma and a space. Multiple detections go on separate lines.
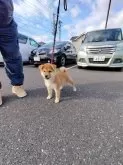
45, 76, 51, 80
45, 77, 50, 80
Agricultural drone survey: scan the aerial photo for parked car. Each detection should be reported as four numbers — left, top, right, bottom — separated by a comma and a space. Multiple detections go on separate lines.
0, 33, 39, 65
77, 28, 123, 71
32, 41, 77, 67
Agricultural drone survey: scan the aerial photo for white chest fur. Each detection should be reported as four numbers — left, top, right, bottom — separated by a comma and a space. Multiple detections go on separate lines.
44, 79, 55, 89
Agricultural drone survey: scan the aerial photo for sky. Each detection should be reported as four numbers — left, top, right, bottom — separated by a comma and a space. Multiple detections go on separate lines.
13, 0, 123, 42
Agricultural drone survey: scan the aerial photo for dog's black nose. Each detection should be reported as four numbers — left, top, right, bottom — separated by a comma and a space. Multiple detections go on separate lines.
45, 75, 49, 79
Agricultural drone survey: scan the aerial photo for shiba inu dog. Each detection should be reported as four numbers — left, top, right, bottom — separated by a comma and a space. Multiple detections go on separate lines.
39, 63, 76, 103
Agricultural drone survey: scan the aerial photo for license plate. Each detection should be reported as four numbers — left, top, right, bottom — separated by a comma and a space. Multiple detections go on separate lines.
40, 54, 47, 59
93, 56, 105, 61
34, 56, 40, 61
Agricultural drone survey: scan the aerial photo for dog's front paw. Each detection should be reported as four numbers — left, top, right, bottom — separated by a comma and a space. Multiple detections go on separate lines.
55, 98, 60, 103
47, 96, 52, 100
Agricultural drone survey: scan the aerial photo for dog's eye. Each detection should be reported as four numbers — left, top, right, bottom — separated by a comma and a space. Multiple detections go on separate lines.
49, 71, 52, 73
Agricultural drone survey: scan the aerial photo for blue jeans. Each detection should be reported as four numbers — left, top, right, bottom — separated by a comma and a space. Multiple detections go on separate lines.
0, 20, 24, 86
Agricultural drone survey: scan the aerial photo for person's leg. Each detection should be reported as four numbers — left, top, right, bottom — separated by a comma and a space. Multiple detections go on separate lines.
0, 20, 27, 98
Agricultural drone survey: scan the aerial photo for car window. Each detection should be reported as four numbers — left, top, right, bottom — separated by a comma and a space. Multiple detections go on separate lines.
84, 29, 122, 43
29, 38, 39, 47
18, 34, 28, 44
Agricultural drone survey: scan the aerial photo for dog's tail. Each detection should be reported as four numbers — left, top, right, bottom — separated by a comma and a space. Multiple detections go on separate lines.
59, 67, 67, 72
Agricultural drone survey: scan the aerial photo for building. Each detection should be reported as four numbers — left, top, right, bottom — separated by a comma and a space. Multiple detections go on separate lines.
70, 33, 85, 53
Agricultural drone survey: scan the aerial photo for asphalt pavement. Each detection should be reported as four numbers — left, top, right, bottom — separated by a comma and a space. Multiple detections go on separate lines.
0, 65, 123, 165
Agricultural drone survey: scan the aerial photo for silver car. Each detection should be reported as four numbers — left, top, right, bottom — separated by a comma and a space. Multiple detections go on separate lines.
77, 28, 123, 70
0, 33, 39, 65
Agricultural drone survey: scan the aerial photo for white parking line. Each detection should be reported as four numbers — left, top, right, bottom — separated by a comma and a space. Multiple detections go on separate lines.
67, 65, 77, 70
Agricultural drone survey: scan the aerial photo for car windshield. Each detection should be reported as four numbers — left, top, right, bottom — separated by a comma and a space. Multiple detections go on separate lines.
40, 42, 66, 49
84, 29, 122, 43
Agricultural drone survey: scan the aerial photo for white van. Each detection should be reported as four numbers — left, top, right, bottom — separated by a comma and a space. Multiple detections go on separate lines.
0, 33, 39, 64
77, 28, 123, 70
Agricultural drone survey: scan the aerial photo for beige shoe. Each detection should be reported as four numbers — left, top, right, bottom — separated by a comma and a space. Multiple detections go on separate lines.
0, 90, 2, 106
12, 86, 27, 98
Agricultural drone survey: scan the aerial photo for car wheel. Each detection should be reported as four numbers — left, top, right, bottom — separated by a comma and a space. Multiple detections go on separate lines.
77, 66, 82, 69
60, 56, 66, 66
75, 57, 77, 64
29, 59, 33, 65
115, 67, 122, 71
34, 64, 39, 67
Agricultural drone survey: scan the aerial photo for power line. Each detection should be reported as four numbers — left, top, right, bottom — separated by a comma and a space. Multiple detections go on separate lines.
14, 0, 54, 34
13, 0, 67, 43
14, 18, 53, 39
14, 15, 52, 33
14, 0, 53, 21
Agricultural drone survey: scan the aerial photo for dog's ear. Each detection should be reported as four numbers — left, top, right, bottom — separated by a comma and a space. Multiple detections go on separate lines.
51, 64, 57, 70
39, 64, 44, 71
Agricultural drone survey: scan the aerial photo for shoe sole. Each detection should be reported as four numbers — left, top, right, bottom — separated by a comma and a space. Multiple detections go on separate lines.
12, 92, 27, 98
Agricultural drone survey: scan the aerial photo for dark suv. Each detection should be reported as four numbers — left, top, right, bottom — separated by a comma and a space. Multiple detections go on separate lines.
30, 41, 77, 67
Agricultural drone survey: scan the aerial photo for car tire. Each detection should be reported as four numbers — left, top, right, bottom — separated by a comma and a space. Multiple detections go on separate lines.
59, 56, 66, 67
29, 59, 33, 65
115, 67, 122, 71
77, 66, 82, 69
34, 64, 39, 67
75, 57, 77, 64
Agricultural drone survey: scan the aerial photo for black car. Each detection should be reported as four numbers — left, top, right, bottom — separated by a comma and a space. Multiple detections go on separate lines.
30, 41, 77, 67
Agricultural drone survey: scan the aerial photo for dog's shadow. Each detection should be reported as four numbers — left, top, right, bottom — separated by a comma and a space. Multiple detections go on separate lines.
61, 81, 123, 102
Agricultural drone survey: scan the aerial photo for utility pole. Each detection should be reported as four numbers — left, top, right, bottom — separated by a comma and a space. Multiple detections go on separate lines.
105, 0, 112, 29
58, 20, 62, 41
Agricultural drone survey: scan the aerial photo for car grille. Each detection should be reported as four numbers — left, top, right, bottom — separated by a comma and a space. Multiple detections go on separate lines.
89, 58, 110, 64
87, 46, 116, 54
